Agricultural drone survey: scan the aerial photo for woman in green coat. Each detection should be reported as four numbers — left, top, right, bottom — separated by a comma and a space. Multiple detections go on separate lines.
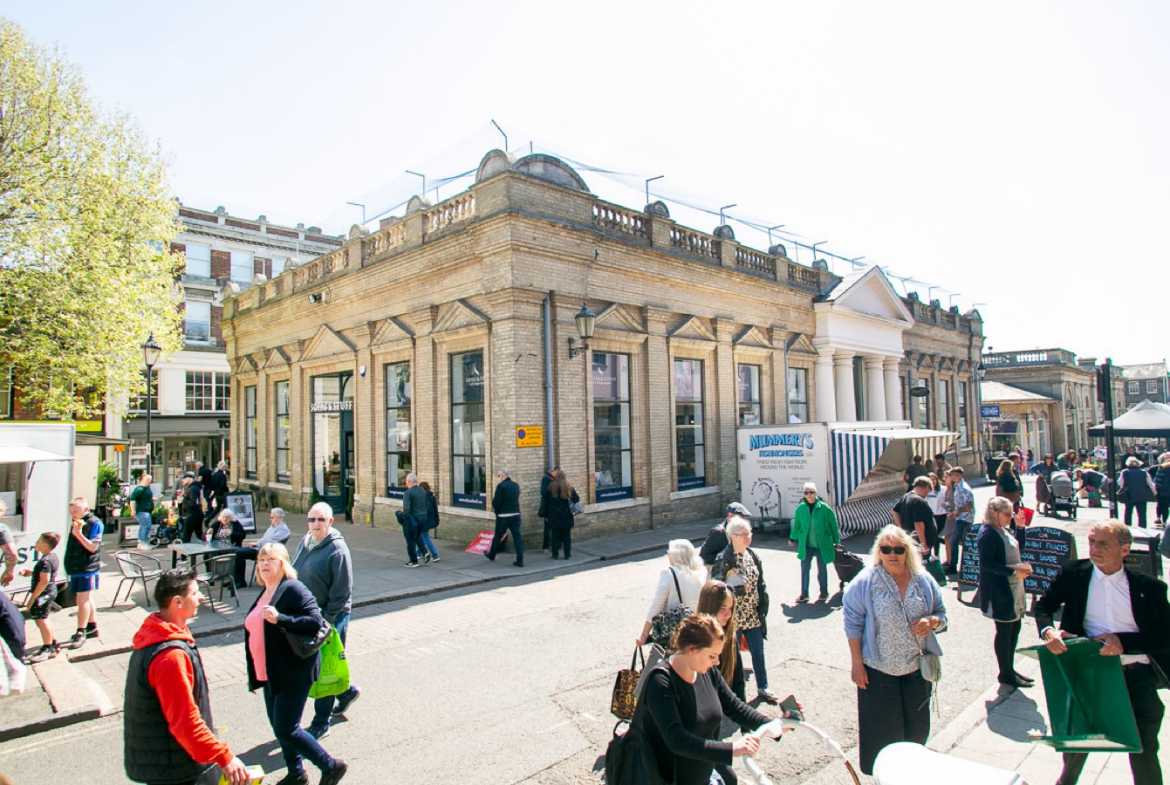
788, 482, 841, 603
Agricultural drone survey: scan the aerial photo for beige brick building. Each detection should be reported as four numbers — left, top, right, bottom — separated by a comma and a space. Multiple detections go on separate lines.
222, 150, 984, 543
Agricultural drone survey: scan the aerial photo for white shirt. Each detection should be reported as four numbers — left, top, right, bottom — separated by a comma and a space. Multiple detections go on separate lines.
1085, 565, 1148, 666
644, 566, 705, 623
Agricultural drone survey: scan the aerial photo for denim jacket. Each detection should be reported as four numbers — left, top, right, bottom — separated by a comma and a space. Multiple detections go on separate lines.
843, 565, 947, 662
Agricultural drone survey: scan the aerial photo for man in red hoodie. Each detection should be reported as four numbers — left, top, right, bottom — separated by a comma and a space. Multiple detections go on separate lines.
123, 569, 249, 785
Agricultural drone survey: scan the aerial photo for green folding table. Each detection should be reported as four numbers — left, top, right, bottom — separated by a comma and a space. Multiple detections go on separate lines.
1017, 637, 1142, 752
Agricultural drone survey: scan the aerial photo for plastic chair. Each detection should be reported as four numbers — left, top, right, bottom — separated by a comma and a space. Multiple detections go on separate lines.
198, 551, 240, 609
111, 551, 165, 608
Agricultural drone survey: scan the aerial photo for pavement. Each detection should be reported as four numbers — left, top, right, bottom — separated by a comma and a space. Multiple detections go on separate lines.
2, 486, 1168, 784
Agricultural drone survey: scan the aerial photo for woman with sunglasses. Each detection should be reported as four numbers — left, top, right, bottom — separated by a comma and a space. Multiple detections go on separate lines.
978, 496, 1034, 688
712, 517, 776, 703
695, 580, 745, 702
843, 525, 947, 775
788, 482, 840, 603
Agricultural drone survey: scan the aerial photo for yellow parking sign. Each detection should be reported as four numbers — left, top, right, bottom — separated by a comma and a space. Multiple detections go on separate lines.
516, 426, 543, 447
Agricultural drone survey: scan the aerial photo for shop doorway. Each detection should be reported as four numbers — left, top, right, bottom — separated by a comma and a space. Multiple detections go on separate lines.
312, 373, 355, 518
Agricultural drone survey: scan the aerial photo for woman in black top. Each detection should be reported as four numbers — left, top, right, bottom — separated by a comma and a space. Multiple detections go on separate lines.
995, 452, 1023, 508
642, 614, 781, 785
695, 581, 746, 703
543, 468, 579, 559
210, 509, 247, 547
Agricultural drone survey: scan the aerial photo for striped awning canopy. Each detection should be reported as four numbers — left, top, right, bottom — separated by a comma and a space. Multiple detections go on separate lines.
831, 427, 958, 505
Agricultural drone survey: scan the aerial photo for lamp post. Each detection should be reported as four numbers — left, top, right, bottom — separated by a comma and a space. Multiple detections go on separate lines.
567, 301, 596, 359
142, 334, 161, 476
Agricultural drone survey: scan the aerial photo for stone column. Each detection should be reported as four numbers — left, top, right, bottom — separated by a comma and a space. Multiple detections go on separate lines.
884, 359, 901, 421
834, 351, 857, 422
865, 356, 886, 424
814, 349, 836, 422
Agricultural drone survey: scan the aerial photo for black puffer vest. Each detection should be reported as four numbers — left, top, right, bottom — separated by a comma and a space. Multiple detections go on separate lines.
123, 639, 217, 784
63, 514, 102, 575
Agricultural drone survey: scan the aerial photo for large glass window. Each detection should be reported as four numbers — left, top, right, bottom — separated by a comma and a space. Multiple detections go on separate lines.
915, 381, 931, 428
787, 367, 808, 423
675, 358, 705, 490
184, 301, 211, 343
185, 243, 211, 277
230, 251, 254, 283
244, 386, 257, 479
938, 379, 950, 430
386, 362, 412, 497
738, 364, 761, 426
958, 381, 969, 448
593, 353, 632, 501
271, 255, 287, 278
186, 371, 229, 412
451, 351, 486, 508
274, 381, 290, 482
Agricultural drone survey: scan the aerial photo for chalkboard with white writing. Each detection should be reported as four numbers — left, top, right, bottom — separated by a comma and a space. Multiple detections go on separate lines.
959, 524, 982, 587
1021, 526, 1077, 596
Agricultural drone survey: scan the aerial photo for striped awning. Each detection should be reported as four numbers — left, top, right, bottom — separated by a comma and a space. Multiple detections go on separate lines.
831, 427, 958, 505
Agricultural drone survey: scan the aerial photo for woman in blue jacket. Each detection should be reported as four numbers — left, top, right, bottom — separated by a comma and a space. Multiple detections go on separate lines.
978, 496, 1034, 689
788, 482, 840, 603
1119, 456, 1157, 529
245, 543, 348, 785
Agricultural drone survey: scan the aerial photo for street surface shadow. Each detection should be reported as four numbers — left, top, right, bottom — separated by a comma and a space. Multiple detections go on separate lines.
781, 598, 838, 624
986, 691, 1047, 741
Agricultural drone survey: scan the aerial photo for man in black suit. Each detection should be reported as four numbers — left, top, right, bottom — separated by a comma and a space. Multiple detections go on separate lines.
1036, 520, 1170, 785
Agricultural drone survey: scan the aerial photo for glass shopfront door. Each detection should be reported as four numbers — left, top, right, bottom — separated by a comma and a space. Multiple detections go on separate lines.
312, 373, 355, 517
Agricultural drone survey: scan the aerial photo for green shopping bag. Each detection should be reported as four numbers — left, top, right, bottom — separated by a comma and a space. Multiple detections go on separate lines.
308, 628, 350, 700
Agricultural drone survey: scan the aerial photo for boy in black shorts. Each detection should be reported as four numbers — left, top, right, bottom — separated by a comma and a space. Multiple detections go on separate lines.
21, 532, 61, 662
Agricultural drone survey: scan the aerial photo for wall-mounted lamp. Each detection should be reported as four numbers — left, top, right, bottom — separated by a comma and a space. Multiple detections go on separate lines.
977, 363, 987, 380
308, 292, 323, 303
909, 380, 931, 398
567, 301, 596, 359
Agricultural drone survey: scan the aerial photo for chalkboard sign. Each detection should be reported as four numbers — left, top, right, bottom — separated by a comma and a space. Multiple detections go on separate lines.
959, 524, 982, 587
1021, 526, 1077, 596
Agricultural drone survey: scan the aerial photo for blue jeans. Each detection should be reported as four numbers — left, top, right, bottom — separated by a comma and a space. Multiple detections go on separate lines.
311, 611, 356, 731
738, 625, 768, 692
418, 529, 438, 558
264, 681, 335, 775
947, 519, 970, 567
800, 546, 829, 596
136, 512, 152, 544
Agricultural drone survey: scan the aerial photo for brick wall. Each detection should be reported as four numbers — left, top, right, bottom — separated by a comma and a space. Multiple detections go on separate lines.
210, 250, 230, 279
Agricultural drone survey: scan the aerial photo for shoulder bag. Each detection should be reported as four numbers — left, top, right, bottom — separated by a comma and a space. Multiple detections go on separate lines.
269, 581, 333, 660
610, 644, 644, 720
649, 568, 694, 648
898, 578, 941, 683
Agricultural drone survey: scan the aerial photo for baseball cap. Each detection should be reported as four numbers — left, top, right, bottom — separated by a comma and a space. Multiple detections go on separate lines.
726, 502, 752, 517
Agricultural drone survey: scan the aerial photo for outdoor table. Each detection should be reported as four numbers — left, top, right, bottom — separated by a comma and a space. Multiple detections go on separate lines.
168, 541, 237, 570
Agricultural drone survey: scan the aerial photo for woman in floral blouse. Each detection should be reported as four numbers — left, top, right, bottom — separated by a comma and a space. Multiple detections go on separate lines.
712, 517, 776, 703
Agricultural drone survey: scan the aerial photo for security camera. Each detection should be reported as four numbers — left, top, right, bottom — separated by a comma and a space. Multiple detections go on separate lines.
308, 292, 323, 303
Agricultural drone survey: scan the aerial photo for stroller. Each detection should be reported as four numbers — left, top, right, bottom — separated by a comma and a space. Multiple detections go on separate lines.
1044, 470, 1078, 519
148, 510, 183, 546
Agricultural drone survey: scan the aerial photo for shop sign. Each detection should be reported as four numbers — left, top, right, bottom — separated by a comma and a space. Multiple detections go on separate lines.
453, 492, 486, 510
310, 400, 353, 413
980, 404, 1001, 418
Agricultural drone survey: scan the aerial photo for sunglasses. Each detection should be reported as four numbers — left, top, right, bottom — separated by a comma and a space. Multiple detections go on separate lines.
307, 516, 329, 522
879, 545, 907, 555
803, 491, 817, 496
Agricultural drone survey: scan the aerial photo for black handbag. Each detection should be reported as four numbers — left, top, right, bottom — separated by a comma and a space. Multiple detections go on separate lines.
269, 581, 332, 659
648, 569, 693, 648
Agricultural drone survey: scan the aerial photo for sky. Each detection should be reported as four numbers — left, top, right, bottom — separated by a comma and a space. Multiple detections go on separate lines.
4, 1, 1168, 365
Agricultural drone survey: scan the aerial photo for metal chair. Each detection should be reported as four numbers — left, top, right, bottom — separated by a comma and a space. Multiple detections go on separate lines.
198, 551, 240, 609
111, 551, 165, 608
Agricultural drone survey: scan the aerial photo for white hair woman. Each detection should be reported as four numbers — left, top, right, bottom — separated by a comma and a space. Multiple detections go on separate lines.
210, 508, 245, 547
637, 539, 706, 646
1119, 455, 1157, 529
978, 496, 1033, 688
712, 517, 776, 703
842, 524, 947, 775
788, 481, 840, 603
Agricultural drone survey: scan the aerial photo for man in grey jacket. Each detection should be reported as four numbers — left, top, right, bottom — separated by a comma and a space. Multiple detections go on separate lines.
400, 473, 428, 567
293, 502, 360, 740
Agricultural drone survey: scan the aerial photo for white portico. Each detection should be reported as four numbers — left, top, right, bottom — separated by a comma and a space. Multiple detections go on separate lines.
812, 267, 914, 422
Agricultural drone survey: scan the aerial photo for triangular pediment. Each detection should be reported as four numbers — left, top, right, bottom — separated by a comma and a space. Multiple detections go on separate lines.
434, 299, 490, 333
790, 334, 818, 355
733, 325, 772, 349
232, 355, 258, 375
261, 347, 290, 369
301, 324, 356, 362
669, 315, 716, 342
594, 303, 646, 334
372, 316, 415, 346
825, 267, 914, 324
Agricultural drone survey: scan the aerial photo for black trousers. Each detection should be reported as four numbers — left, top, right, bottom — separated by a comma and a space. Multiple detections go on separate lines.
550, 527, 572, 558
542, 518, 551, 550
1156, 494, 1170, 523
1124, 502, 1149, 528
857, 665, 931, 775
1057, 663, 1164, 785
993, 618, 1022, 681
488, 515, 523, 563
181, 512, 204, 543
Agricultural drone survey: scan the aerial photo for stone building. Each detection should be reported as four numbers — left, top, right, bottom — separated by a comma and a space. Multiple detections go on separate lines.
979, 380, 1058, 459
222, 150, 984, 543
123, 204, 342, 491
1119, 362, 1169, 409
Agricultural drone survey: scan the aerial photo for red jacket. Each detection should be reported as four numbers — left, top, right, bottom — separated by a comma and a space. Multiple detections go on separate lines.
132, 613, 232, 768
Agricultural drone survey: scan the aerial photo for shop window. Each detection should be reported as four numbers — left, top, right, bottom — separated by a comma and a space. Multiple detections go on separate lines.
186, 371, 229, 412
385, 362, 412, 496
593, 353, 632, 501
311, 374, 353, 500
244, 386, 257, 479
938, 380, 950, 430
274, 381, 290, 482
957, 381, 969, 448
185, 243, 211, 277
787, 367, 808, 423
674, 358, 705, 490
451, 351, 486, 508
738, 364, 761, 426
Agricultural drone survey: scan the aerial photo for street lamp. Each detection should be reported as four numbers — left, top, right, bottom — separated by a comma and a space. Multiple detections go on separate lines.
567, 301, 596, 359
142, 334, 161, 475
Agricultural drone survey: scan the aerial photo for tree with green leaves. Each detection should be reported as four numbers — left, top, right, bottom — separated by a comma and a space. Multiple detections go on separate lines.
0, 19, 182, 419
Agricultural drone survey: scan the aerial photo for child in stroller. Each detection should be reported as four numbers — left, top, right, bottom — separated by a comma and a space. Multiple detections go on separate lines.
148, 508, 183, 546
